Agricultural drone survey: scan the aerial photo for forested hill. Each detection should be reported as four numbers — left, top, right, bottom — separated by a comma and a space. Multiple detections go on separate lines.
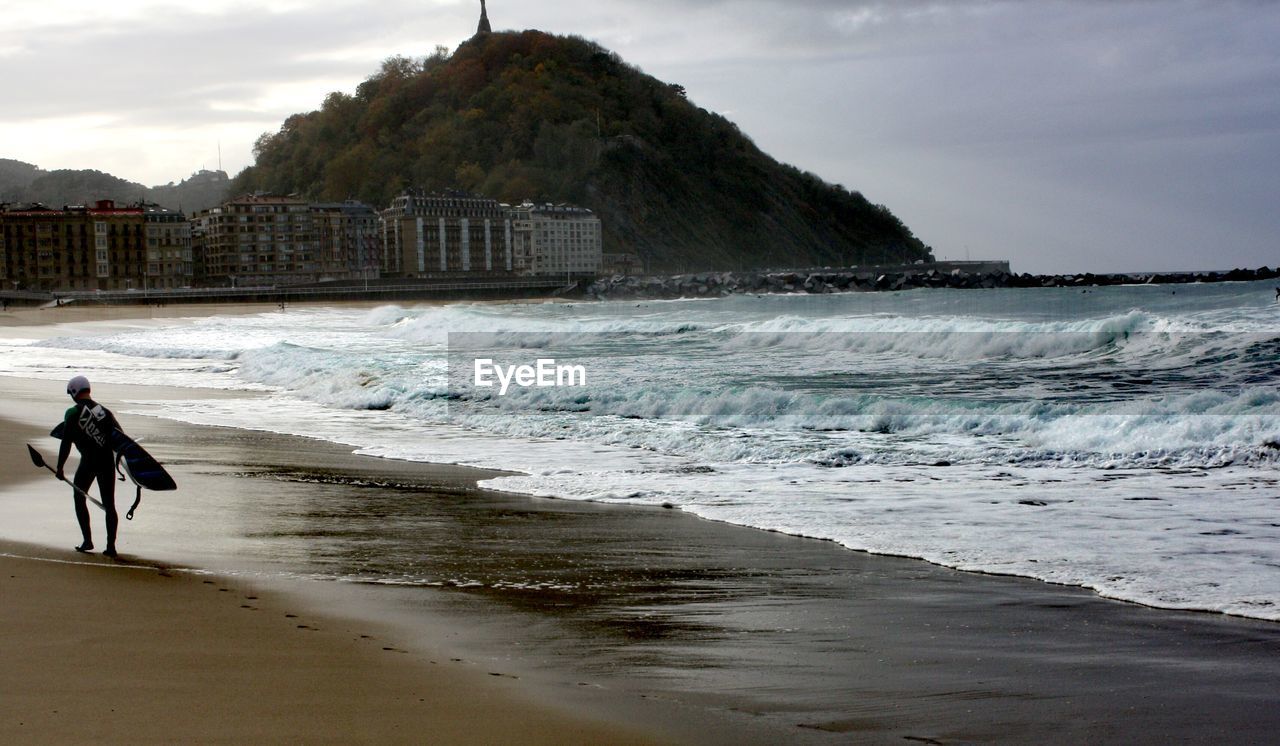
233, 30, 932, 272
0, 160, 149, 206
0, 158, 231, 214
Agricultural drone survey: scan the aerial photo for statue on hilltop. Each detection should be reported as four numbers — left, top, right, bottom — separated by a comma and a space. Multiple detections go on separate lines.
476, 0, 492, 36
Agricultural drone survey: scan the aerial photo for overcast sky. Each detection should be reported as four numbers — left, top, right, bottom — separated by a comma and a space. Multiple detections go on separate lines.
3, 0, 1278, 273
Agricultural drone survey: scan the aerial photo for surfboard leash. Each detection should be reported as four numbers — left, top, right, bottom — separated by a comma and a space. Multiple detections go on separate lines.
115, 451, 144, 521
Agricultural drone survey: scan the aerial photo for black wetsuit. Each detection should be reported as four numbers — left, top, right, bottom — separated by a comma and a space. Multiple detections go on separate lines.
57, 398, 121, 551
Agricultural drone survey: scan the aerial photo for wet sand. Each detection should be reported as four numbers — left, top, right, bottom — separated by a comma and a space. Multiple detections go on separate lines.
0, 300, 302, 329
3, 345, 1280, 742
0, 538, 660, 744
0, 385, 661, 744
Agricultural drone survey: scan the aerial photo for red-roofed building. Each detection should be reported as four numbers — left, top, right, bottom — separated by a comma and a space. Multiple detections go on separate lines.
0, 200, 157, 292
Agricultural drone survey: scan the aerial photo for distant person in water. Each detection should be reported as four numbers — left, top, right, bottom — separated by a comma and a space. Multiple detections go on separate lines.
1275, 286, 1279, 301
56, 375, 123, 557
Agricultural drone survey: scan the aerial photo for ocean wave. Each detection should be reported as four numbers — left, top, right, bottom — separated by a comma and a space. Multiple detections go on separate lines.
9, 285, 1280, 622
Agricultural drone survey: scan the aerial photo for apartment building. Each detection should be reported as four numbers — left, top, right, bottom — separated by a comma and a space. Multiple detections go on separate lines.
313, 201, 381, 282
3, 190, 605, 292
510, 202, 602, 277
144, 204, 193, 289
193, 194, 375, 287
380, 191, 514, 277
0, 200, 148, 292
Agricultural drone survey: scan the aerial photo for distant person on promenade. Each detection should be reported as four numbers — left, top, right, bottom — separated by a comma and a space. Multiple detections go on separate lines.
55, 375, 123, 557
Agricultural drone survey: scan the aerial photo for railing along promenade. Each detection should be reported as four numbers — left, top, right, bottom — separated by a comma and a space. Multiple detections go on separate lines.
2, 278, 579, 306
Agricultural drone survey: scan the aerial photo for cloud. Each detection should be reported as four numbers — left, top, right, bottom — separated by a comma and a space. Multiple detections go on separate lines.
3, 0, 1278, 272
610, 0, 1280, 272
1, 1, 503, 129
0, 0, 484, 178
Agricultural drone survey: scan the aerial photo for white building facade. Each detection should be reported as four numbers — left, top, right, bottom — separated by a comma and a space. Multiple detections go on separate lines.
379, 191, 513, 277
511, 202, 602, 277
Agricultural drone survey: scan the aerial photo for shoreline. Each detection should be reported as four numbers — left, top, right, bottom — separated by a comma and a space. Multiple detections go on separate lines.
0, 378, 761, 744
0, 386, 674, 744
4, 370, 1276, 627
5, 310, 1280, 742
0, 296, 573, 332
6, 381, 1280, 742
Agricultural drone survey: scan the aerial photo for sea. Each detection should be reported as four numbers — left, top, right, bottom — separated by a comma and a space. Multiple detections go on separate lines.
3, 280, 1278, 621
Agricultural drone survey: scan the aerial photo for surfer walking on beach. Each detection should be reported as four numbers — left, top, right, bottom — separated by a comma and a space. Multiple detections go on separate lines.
56, 375, 123, 557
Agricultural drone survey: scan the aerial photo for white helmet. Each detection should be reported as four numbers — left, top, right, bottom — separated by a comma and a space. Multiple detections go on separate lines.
66, 375, 91, 397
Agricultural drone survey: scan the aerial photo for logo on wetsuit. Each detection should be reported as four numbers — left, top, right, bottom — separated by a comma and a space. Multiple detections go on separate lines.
77, 404, 110, 450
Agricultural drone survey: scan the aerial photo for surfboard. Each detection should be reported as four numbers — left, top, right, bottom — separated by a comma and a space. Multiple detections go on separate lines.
51, 421, 176, 491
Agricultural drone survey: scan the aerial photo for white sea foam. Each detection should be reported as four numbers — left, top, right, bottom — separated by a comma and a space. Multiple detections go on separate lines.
3, 284, 1278, 620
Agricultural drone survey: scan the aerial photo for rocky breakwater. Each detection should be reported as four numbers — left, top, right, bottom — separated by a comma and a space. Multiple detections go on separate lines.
584, 266, 1280, 301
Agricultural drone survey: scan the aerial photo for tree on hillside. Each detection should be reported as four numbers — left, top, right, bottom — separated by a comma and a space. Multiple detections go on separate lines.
232, 30, 932, 271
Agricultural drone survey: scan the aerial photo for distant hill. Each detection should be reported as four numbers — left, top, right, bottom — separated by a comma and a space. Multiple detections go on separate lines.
0, 158, 42, 202
0, 159, 231, 214
23, 168, 150, 207
232, 30, 932, 272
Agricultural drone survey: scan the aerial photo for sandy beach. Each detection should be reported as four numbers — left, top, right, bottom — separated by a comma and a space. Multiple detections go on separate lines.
3, 305, 1280, 744
1, 300, 296, 326
0, 538, 656, 744
0, 377, 662, 744
0, 298, 552, 332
